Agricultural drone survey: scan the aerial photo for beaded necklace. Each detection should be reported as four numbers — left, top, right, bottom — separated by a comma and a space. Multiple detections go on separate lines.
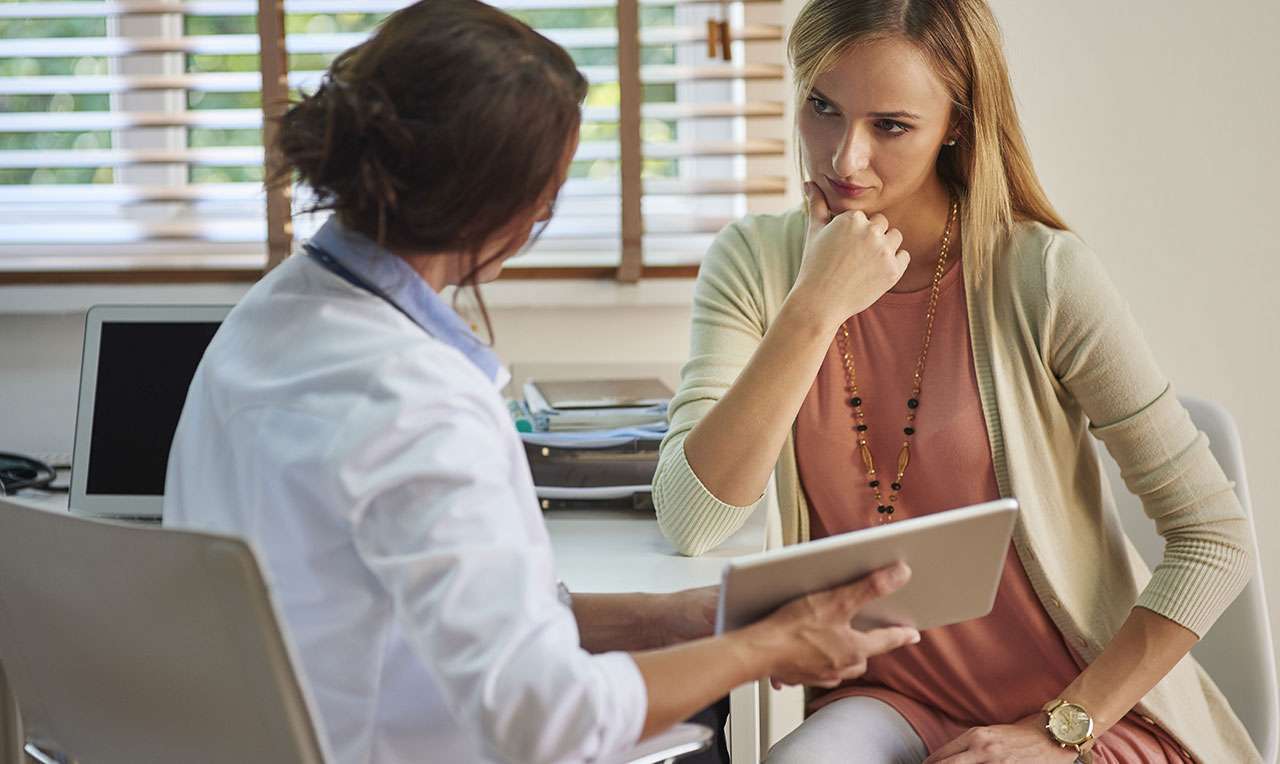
836, 197, 959, 523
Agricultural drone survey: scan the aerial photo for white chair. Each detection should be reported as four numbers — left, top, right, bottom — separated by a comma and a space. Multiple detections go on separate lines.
0, 499, 710, 764
1098, 395, 1278, 763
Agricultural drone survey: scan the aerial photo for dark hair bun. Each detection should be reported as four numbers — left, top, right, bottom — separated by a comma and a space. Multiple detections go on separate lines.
271, 0, 587, 255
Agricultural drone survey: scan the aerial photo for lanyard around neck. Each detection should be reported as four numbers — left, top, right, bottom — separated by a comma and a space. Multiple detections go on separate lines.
303, 242, 424, 331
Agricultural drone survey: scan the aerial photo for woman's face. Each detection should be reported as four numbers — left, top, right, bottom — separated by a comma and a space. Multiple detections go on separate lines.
798, 36, 956, 217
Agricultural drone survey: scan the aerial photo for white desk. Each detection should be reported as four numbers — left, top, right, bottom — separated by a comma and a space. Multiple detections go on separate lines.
546, 506, 770, 764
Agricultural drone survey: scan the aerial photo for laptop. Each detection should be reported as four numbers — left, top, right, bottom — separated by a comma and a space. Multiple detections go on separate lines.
68, 305, 230, 519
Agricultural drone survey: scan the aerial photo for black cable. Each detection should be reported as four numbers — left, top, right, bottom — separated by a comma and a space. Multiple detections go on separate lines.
0, 452, 59, 495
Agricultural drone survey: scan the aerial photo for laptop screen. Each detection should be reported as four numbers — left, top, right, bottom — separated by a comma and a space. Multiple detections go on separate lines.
84, 321, 221, 497
71, 305, 231, 517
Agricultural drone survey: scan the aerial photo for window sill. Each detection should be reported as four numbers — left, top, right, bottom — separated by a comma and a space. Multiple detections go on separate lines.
0, 272, 698, 315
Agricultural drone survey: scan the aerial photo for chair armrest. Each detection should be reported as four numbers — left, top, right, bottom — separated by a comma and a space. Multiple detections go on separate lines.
597, 723, 714, 764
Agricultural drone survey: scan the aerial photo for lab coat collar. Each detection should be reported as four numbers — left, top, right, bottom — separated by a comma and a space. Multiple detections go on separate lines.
307, 217, 509, 388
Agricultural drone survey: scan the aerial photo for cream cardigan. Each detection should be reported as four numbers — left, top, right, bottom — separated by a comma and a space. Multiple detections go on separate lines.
652, 206, 1259, 762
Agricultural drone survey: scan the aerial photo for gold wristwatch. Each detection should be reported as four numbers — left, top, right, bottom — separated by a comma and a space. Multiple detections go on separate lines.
1042, 698, 1096, 763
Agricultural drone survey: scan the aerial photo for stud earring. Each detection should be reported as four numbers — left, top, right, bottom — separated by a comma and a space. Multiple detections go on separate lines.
944, 138, 957, 146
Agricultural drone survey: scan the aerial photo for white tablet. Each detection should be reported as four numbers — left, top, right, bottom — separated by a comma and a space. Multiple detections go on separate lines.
715, 498, 1019, 634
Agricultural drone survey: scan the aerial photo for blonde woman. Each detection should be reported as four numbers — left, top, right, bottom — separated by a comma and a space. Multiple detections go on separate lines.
652, 0, 1259, 762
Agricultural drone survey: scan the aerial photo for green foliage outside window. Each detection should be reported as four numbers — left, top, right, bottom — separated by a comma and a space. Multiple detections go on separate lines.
2, 6, 684, 186
0, 12, 111, 184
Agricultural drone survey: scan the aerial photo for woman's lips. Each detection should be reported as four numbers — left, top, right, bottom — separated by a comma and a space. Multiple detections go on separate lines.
826, 176, 872, 198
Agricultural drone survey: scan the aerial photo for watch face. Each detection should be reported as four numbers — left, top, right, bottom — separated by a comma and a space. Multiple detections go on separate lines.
1049, 703, 1093, 745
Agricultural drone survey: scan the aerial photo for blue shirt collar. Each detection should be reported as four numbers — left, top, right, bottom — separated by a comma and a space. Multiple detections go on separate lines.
306, 217, 507, 386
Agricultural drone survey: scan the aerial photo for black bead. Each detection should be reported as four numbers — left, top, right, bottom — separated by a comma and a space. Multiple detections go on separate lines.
850, 397, 862, 407
891, 482, 902, 491
876, 505, 888, 513
904, 427, 915, 435
869, 480, 880, 488
885, 506, 895, 515
907, 398, 919, 409
856, 424, 868, 432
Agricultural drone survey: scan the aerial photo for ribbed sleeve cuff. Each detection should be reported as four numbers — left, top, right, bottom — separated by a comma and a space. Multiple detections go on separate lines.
1088, 384, 1256, 635
1135, 537, 1253, 637
653, 436, 767, 556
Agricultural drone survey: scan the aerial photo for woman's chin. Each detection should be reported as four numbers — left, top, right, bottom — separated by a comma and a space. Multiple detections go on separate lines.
828, 198, 884, 217
816, 182, 883, 216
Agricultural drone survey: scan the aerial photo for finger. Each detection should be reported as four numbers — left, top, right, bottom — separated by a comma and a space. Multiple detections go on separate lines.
868, 213, 889, 235
894, 248, 911, 276
832, 561, 912, 615
885, 226, 904, 252
804, 181, 832, 227
770, 677, 782, 691
856, 625, 922, 657
836, 658, 869, 681
924, 729, 979, 763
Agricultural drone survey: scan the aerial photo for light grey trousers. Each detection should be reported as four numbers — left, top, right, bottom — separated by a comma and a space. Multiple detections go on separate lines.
765, 696, 929, 764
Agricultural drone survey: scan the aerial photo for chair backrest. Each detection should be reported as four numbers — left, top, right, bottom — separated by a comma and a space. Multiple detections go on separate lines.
1098, 396, 1278, 762
0, 498, 329, 764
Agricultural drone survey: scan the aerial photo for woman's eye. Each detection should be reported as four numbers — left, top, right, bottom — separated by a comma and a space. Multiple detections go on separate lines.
807, 95, 834, 116
875, 119, 910, 135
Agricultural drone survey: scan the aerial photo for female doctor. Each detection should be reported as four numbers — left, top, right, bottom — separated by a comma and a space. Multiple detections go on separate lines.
162, 1, 921, 763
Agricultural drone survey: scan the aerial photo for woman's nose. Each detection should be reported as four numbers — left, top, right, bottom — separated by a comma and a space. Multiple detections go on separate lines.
832, 124, 872, 178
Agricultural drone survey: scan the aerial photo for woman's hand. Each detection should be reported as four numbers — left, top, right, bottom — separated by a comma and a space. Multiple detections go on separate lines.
923, 713, 1079, 763
739, 561, 920, 689
787, 181, 911, 331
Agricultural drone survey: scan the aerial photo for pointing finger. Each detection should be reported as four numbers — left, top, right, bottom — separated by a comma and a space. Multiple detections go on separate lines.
856, 625, 922, 658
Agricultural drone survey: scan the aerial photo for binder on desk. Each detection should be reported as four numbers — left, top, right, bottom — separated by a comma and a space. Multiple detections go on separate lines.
531, 378, 672, 409
518, 433, 661, 514
516, 377, 671, 511
536, 488, 655, 513
523, 379, 669, 432
522, 434, 660, 489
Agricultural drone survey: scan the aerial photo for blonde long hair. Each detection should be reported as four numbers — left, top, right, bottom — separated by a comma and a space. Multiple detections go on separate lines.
788, 0, 1068, 274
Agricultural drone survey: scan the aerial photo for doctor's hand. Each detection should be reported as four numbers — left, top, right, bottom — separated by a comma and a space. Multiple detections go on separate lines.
787, 181, 910, 332
923, 713, 1079, 764
737, 561, 920, 690
654, 585, 719, 646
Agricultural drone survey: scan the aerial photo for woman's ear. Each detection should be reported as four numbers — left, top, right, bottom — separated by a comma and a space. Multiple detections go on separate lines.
945, 117, 966, 147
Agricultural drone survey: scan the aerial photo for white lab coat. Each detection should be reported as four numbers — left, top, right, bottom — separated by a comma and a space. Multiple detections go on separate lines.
164, 251, 647, 764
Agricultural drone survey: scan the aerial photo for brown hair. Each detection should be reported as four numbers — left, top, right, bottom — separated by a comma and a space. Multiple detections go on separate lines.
788, 0, 1068, 276
272, 0, 588, 333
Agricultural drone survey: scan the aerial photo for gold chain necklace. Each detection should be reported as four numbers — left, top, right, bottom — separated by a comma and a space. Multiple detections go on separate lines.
836, 197, 958, 523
